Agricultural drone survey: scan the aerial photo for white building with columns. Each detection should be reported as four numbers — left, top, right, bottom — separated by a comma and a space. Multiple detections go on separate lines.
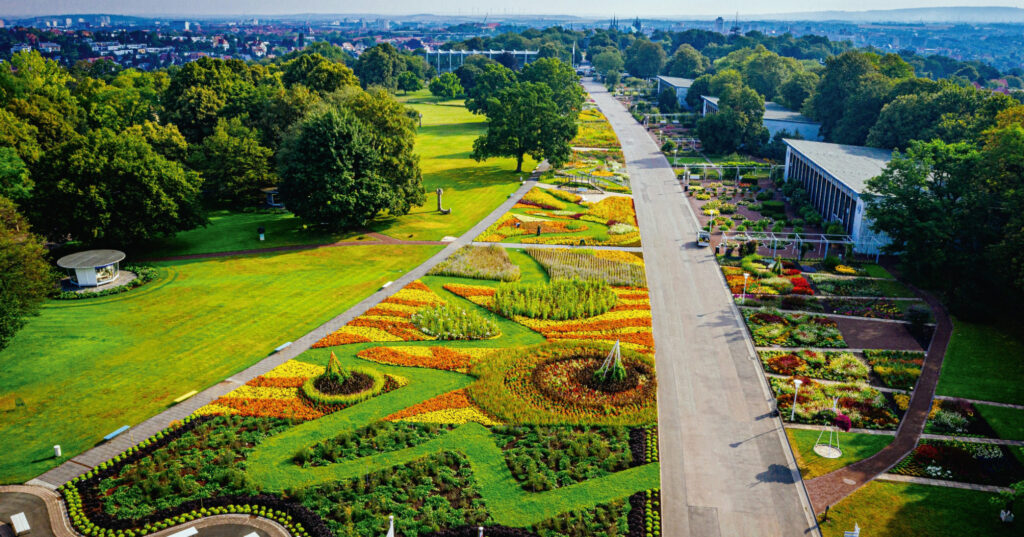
783, 139, 893, 253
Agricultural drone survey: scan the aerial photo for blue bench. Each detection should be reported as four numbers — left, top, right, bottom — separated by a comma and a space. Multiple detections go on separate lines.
103, 425, 130, 441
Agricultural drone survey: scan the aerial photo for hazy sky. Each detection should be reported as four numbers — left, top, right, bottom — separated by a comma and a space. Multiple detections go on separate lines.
1, 0, 1022, 18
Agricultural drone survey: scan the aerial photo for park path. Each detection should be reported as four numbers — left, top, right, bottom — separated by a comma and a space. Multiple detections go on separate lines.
29, 170, 545, 489
803, 288, 954, 512
584, 81, 819, 536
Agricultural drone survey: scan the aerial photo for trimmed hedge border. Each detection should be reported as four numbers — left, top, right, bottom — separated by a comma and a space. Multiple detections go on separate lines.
300, 366, 387, 407
61, 415, 332, 537
54, 264, 158, 300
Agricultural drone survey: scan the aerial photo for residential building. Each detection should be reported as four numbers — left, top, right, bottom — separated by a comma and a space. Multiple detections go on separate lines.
655, 76, 694, 109
783, 139, 892, 252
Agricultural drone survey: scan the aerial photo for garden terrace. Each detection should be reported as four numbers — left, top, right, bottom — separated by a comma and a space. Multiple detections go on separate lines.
769, 376, 901, 430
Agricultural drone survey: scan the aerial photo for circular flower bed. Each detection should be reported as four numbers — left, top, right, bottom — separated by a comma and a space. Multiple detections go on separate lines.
468, 342, 657, 426
300, 357, 387, 407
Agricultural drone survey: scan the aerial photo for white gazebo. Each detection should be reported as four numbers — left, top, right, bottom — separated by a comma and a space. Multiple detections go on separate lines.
56, 249, 126, 287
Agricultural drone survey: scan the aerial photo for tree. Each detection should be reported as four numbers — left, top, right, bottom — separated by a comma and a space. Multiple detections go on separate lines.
685, 74, 712, 109
777, 71, 818, 111
282, 53, 358, 94
665, 44, 707, 78
696, 84, 768, 154
471, 82, 577, 172
30, 128, 205, 244
809, 51, 878, 139
0, 147, 32, 204
429, 72, 463, 101
591, 49, 625, 78
658, 88, 678, 113
831, 73, 894, 145
519, 57, 584, 115
189, 118, 275, 208
396, 71, 423, 94
624, 39, 666, 79
0, 196, 52, 351
354, 43, 406, 90
464, 63, 516, 114
277, 103, 423, 230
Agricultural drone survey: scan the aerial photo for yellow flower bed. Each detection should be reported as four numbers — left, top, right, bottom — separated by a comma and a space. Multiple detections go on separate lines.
594, 250, 644, 266
398, 407, 502, 426
227, 385, 300, 400
262, 361, 324, 378
835, 265, 857, 275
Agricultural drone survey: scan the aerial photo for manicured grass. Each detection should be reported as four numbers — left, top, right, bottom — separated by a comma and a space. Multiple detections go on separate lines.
936, 318, 1024, 405
819, 480, 1019, 537
862, 264, 895, 279
138, 210, 373, 258
0, 245, 440, 482
371, 91, 537, 241
976, 404, 1024, 441
786, 428, 893, 480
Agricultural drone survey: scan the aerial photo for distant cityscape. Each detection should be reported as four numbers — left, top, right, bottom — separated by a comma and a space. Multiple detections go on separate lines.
0, 11, 1022, 75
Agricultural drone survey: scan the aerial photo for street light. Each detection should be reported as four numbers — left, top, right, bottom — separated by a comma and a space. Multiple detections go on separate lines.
742, 272, 750, 305
791, 378, 803, 421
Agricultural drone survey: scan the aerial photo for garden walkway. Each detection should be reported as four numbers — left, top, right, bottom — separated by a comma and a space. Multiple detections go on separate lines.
803, 288, 954, 513
585, 80, 819, 536
0, 486, 289, 537
29, 170, 546, 489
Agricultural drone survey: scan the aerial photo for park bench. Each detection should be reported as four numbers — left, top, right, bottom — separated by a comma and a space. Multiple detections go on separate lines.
10, 513, 29, 535
172, 391, 197, 404
103, 425, 130, 442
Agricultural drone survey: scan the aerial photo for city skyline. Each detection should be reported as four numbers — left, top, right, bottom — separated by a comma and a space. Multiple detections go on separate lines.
1, 0, 1022, 18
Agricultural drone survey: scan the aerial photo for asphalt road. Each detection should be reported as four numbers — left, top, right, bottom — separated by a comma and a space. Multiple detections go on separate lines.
584, 80, 819, 536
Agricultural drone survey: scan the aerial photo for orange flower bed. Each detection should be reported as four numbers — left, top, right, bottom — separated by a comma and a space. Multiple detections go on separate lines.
539, 317, 651, 333
546, 331, 655, 348
443, 283, 496, 297
208, 397, 330, 421
610, 303, 651, 312
313, 280, 447, 347
384, 389, 472, 421
312, 332, 370, 347
357, 346, 474, 371
248, 376, 306, 388
347, 318, 429, 341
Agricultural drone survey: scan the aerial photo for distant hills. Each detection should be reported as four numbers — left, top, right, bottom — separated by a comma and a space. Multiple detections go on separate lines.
744, 6, 1024, 24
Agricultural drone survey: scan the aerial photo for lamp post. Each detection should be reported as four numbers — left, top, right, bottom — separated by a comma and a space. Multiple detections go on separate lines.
791, 379, 803, 421
742, 272, 750, 305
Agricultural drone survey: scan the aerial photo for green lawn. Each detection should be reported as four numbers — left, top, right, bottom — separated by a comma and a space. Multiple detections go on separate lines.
976, 404, 1024, 441
138, 210, 374, 259
820, 480, 1019, 537
370, 92, 536, 241
936, 318, 1024, 405
786, 428, 893, 480
0, 245, 440, 482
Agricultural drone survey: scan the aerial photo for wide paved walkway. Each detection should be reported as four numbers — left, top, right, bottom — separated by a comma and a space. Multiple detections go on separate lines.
585, 80, 818, 536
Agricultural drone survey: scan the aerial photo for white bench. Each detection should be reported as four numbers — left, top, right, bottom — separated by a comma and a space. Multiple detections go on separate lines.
10, 513, 29, 535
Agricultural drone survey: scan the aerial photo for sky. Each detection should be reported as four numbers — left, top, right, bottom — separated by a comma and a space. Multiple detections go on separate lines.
1, 0, 1022, 18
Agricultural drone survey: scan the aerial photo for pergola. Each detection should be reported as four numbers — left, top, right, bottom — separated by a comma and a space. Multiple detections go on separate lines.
427, 49, 539, 72
720, 231, 883, 261
57, 249, 126, 287
677, 163, 783, 181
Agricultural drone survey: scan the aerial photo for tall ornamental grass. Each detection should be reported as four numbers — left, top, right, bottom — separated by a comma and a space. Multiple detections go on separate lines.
527, 248, 646, 287
494, 279, 618, 320
428, 245, 521, 282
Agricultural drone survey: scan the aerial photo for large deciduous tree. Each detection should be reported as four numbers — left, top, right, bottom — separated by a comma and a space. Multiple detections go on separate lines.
189, 118, 275, 208
354, 43, 406, 90
0, 196, 52, 351
591, 49, 625, 78
277, 99, 423, 230
519, 57, 584, 115
30, 129, 205, 244
471, 82, 577, 172
429, 72, 464, 101
624, 39, 666, 79
282, 53, 358, 94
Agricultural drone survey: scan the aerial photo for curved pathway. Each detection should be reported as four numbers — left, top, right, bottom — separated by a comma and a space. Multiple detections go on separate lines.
585, 80, 818, 536
0, 486, 288, 537
803, 288, 954, 513
30, 169, 545, 489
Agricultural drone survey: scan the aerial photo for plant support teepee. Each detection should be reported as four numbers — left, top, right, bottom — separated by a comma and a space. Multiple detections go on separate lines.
594, 340, 626, 384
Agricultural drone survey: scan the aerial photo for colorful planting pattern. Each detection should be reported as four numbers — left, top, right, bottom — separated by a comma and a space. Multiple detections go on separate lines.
312, 281, 446, 347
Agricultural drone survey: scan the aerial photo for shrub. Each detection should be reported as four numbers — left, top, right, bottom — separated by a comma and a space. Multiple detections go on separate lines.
494, 279, 618, 320
822, 255, 841, 271
411, 303, 500, 340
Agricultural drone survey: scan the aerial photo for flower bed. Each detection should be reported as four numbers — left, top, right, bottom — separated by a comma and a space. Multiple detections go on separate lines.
770, 377, 899, 429
428, 245, 521, 282
356, 346, 494, 372
384, 388, 501, 426
478, 187, 640, 246
412, 303, 500, 340
492, 425, 634, 492
526, 247, 646, 287
864, 349, 924, 389
759, 350, 868, 381
312, 281, 446, 346
810, 275, 915, 298
445, 283, 654, 354
890, 439, 1024, 486
585, 197, 637, 226
494, 280, 618, 320
468, 342, 657, 425
743, 308, 846, 348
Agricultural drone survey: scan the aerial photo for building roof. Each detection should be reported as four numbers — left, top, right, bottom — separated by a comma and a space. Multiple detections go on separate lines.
784, 139, 893, 194
657, 75, 693, 88
763, 102, 818, 125
701, 95, 719, 105
57, 249, 126, 269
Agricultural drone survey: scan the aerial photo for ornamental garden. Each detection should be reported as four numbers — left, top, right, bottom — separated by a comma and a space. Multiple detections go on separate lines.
58, 237, 662, 537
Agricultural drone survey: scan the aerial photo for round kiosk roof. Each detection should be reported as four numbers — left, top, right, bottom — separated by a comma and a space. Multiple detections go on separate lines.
57, 249, 126, 269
